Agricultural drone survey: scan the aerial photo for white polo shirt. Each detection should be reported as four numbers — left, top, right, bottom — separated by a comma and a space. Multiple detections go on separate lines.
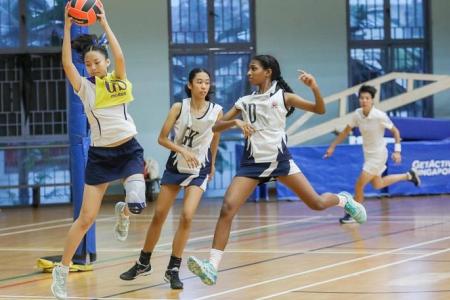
348, 107, 393, 155
76, 76, 137, 147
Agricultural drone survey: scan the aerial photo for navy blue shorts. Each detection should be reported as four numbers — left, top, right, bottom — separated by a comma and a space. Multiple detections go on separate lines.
160, 169, 209, 191
236, 159, 301, 183
85, 138, 144, 185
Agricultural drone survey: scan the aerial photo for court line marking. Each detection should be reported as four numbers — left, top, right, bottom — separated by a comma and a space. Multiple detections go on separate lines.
0, 296, 168, 300
2, 216, 444, 235
194, 234, 450, 300
256, 247, 450, 300
0, 216, 322, 237
0, 247, 431, 255
0, 216, 320, 288
1, 213, 447, 233
0, 217, 114, 237
86, 218, 450, 299
0, 218, 73, 232
110, 214, 450, 219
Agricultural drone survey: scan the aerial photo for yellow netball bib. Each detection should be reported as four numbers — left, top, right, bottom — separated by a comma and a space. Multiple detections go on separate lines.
95, 72, 134, 108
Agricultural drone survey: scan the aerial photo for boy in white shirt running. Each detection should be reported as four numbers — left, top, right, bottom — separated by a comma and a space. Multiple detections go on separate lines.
325, 85, 420, 224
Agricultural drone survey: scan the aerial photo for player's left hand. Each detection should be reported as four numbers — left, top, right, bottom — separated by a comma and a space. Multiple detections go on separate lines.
392, 151, 401, 164
298, 70, 318, 89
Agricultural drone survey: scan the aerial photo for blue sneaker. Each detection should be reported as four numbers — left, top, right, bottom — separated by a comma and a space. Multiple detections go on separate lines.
339, 191, 367, 224
187, 256, 217, 285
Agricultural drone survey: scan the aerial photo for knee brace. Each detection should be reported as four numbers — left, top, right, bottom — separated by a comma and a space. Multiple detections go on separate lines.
124, 174, 146, 214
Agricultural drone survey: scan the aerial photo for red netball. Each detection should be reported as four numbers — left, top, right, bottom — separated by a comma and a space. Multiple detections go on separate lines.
67, 0, 104, 26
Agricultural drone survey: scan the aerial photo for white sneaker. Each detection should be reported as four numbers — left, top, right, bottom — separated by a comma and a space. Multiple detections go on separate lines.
51, 265, 68, 300
114, 202, 129, 242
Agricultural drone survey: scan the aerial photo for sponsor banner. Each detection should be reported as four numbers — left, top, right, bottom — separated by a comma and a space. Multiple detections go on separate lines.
276, 144, 381, 200
387, 141, 450, 195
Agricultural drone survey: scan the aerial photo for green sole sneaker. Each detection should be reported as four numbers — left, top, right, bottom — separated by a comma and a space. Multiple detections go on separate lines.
340, 191, 367, 224
187, 256, 217, 286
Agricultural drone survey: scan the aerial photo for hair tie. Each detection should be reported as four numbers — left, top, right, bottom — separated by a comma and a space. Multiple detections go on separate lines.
95, 33, 108, 48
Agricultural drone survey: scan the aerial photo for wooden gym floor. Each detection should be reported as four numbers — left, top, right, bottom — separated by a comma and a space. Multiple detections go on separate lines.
0, 195, 450, 299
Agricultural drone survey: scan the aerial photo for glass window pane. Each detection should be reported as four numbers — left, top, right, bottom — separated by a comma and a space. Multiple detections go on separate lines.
214, 0, 251, 43
27, 0, 65, 47
0, 0, 20, 48
349, 0, 384, 40
28, 54, 67, 135
0, 145, 70, 206
393, 46, 425, 72
170, 0, 208, 44
390, 0, 424, 39
349, 48, 386, 110
213, 52, 251, 112
0, 56, 22, 137
350, 48, 386, 84
171, 55, 208, 103
390, 46, 427, 116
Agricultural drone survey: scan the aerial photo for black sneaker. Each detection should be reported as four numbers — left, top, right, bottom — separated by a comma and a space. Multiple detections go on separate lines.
408, 169, 421, 187
339, 213, 356, 224
120, 261, 152, 280
164, 268, 183, 289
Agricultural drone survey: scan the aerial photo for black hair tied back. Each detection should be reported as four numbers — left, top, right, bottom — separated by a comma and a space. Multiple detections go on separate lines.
71, 33, 109, 61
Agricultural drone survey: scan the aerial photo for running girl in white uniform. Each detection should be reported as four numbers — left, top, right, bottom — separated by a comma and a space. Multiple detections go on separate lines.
51, 6, 146, 300
119, 68, 222, 289
325, 85, 420, 224
187, 55, 367, 286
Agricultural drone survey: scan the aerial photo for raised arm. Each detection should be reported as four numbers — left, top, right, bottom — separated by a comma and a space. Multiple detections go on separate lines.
158, 103, 199, 168
62, 5, 82, 92
324, 125, 353, 158
284, 71, 325, 114
97, 7, 126, 79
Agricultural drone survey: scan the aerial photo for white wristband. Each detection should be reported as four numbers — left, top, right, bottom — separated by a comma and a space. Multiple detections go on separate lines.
394, 143, 401, 152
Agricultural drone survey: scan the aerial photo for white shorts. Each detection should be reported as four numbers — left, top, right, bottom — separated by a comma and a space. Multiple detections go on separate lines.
363, 149, 388, 176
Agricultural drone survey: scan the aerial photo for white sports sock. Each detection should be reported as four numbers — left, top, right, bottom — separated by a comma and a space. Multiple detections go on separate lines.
406, 172, 412, 180
58, 264, 70, 273
209, 248, 223, 270
337, 194, 347, 207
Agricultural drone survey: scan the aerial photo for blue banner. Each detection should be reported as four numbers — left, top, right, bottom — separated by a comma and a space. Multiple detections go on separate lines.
276, 141, 450, 199
387, 141, 450, 195
276, 144, 381, 200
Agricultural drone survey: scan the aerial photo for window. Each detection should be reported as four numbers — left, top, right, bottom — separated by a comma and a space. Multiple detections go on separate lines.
348, 0, 431, 117
0, 1, 69, 206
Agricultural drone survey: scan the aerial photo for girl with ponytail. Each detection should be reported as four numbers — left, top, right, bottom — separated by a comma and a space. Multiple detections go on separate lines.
186, 55, 368, 286
51, 5, 146, 299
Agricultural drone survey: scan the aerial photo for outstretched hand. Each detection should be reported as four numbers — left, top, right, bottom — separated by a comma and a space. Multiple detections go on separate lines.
298, 70, 318, 89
